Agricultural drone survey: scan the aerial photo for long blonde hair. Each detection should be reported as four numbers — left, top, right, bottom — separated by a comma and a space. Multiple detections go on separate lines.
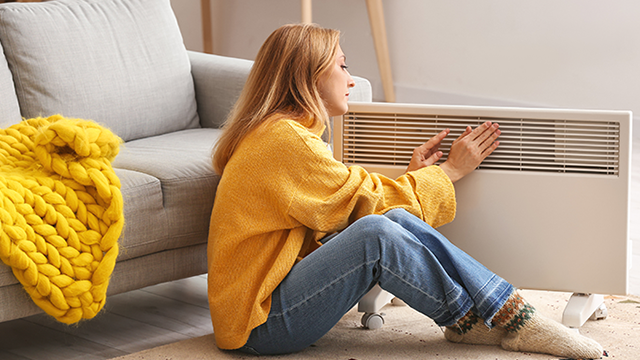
213, 23, 341, 174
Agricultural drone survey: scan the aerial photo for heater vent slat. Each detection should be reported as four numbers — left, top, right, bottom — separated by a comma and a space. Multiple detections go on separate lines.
340, 110, 621, 175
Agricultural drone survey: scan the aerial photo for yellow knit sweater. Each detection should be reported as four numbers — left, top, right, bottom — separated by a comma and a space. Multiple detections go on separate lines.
207, 119, 456, 349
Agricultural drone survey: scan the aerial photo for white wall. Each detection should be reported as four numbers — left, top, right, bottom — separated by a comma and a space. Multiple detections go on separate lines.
387, 1, 640, 116
172, 0, 640, 125
170, 0, 203, 53
171, 0, 639, 294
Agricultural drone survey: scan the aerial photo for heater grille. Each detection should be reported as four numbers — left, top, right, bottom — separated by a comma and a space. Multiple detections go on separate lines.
340, 111, 621, 175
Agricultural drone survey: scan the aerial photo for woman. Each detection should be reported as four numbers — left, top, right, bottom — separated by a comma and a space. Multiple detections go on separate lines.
208, 23, 604, 359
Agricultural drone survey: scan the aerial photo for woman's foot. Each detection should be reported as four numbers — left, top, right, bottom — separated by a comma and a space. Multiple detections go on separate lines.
494, 292, 604, 359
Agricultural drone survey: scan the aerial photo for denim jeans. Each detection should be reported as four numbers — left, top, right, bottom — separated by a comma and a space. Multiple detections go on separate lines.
239, 208, 513, 355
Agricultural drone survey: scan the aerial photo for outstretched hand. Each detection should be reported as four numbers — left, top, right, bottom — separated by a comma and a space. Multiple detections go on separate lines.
406, 128, 450, 173
405, 121, 500, 183
439, 121, 501, 183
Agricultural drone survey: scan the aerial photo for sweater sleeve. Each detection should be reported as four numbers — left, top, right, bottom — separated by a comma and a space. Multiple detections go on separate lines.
285, 121, 456, 232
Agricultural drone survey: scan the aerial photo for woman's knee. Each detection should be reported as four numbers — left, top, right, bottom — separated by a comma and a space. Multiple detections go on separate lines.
351, 213, 398, 238
349, 212, 439, 254
383, 208, 420, 224
346, 214, 415, 256
382, 208, 450, 247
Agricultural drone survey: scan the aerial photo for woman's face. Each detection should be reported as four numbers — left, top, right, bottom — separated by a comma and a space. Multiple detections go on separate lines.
318, 45, 356, 117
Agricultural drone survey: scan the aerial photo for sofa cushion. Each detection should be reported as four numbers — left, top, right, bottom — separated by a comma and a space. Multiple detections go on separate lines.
0, 0, 199, 142
114, 168, 168, 261
0, 262, 16, 288
113, 128, 222, 256
0, 41, 20, 128
0, 161, 204, 304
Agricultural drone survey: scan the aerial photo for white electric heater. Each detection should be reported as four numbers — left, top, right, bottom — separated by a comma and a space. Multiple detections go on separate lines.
335, 102, 632, 329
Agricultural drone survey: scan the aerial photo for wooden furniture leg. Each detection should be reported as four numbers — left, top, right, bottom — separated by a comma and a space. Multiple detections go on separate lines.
301, 0, 312, 24
365, 0, 395, 102
299, 0, 397, 103
201, 0, 213, 54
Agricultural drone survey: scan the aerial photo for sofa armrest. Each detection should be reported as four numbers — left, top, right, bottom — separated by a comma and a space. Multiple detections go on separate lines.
350, 76, 373, 103
189, 51, 253, 129
189, 51, 373, 128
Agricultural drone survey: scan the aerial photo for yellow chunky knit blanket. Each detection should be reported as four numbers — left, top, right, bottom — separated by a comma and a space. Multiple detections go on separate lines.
0, 115, 123, 324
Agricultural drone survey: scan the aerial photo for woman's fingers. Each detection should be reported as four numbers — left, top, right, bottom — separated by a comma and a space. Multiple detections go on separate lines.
406, 129, 449, 173
469, 121, 496, 141
439, 122, 501, 183
482, 129, 501, 154
427, 150, 443, 164
428, 128, 450, 148
466, 122, 500, 155
484, 140, 500, 156
453, 126, 472, 145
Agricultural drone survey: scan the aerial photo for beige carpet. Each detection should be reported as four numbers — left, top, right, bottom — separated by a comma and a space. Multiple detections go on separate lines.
113, 290, 640, 359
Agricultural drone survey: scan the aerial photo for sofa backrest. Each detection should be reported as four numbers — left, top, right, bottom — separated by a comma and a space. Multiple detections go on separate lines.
0, 0, 199, 142
0, 41, 21, 128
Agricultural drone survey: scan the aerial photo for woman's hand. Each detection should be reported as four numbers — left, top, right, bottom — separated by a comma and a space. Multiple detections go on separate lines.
406, 129, 450, 173
439, 121, 501, 183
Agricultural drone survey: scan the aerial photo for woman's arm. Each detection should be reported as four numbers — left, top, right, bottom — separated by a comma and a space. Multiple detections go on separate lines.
283, 121, 456, 231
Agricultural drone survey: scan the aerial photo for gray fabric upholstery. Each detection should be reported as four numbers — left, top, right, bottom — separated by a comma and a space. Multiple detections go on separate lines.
189, 51, 374, 129
112, 128, 222, 259
0, 0, 199, 141
0, 0, 374, 323
114, 169, 167, 261
350, 76, 373, 103
0, 41, 20, 128
190, 51, 253, 129
0, 167, 168, 283
0, 244, 208, 322
0, 257, 16, 288
0, 284, 40, 321
106, 243, 207, 296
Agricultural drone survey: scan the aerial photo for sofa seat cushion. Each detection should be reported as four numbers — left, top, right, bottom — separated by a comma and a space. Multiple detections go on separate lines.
0, 0, 199, 142
114, 168, 166, 261
113, 128, 222, 258
0, 169, 153, 288
0, 260, 17, 288
0, 116, 220, 291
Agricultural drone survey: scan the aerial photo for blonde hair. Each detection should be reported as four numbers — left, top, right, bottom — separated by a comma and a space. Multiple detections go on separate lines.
213, 23, 341, 174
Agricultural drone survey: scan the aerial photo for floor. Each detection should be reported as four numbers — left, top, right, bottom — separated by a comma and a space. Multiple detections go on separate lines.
1, 141, 639, 360
629, 136, 640, 296
0, 275, 213, 360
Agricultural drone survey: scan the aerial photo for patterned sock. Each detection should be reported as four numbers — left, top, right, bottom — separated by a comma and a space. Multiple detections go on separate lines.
491, 291, 535, 332
444, 310, 506, 346
493, 291, 604, 359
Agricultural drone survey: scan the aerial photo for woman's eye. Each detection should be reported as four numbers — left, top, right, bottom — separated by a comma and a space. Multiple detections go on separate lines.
341, 65, 349, 70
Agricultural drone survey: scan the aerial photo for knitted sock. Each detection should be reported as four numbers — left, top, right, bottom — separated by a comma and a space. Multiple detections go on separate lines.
493, 291, 604, 359
444, 311, 506, 346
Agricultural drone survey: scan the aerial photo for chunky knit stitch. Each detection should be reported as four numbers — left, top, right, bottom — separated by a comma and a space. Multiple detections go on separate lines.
0, 115, 123, 324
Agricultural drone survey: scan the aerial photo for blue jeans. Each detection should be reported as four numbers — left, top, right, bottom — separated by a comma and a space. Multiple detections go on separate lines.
239, 209, 513, 355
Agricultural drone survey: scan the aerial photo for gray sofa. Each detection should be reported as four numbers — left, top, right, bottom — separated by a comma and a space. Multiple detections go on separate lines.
0, 0, 371, 323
